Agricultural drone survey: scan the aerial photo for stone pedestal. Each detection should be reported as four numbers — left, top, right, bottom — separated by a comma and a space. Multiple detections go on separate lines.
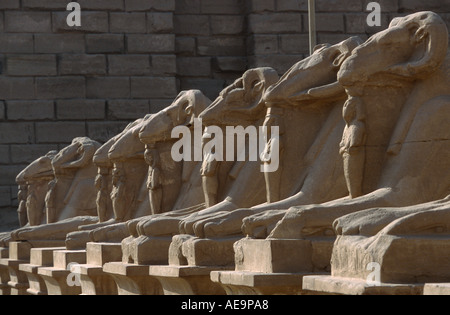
0, 242, 32, 295
303, 235, 450, 295
0, 248, 10, 295
149, 265, 228, 295
19, 247, 65, 295
147, 236, 238, 295
211, 238, 334, 295
38, 249, 86, 295
211, 271, 306, 295
78, 242, 121, 295
302, 275, 424, 295
424, 283, 450, 295
103, 262, 162, 295
123, 236, 172, 265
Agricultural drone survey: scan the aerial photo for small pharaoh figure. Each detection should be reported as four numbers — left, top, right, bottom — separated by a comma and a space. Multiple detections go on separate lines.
261, 107, 284, 203
145, 145, 163, 215
201, 127, 220, 208
95, 167, 110, 223
339, 95, 367, 198
45, 178, 57, 224
111, 164, 127, 221
17, 184, 28, 227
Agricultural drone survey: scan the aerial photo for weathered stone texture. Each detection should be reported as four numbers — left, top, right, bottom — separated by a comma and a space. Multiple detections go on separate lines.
0, 0, 450, 233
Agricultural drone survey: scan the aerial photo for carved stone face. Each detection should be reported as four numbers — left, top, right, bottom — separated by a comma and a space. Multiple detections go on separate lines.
339, 11, 449, 86
52, 137, 99, 172
264, 37, 363, 107
108, 118, 147, 162
139, 90, 211, 144
16, 151, 57, 183
198, 68, 279, 127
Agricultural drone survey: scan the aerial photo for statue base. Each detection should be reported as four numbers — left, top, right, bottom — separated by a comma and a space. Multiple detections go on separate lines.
210, 238, 334, 295
424, 283, 450, 295
123, 235, 172, 265
103, 262, 162, 295
332, 235, 450, 284
0, 248, 10, 295
0, 242, 33, 295
301, 234, 450, 295
78, 242, 121, 295
38, 249, 86, 295
145, 235, 239, 295
210, 270, 307, 295
149, 265, 229, 295
235, 238, 334, 273
19, 247, 64, 295
302, 275, 424, 295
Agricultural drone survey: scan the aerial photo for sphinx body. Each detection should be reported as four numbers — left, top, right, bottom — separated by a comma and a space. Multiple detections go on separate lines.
88, 90, 212, 248
0, 151, 57, 246
8, 138, 102, 244
133, 68, 281, 239
17, 150, 58, 227
258, 11, 450, 240
181, 37, 364, 239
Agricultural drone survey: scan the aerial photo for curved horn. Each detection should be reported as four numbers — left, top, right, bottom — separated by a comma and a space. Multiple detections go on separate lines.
62, 142, 96, 169
242, 67, 279, 114
389, 12, 448, 78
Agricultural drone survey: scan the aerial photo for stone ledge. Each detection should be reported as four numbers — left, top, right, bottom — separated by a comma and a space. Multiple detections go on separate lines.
302, 275, 424, 295
103, 262, 150, 277
149, 265, 232, 278
424, 283, 450, 295
211, 270, 309, 288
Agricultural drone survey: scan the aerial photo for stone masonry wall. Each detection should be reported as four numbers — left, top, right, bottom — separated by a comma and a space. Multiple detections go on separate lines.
0, 0, 449, 231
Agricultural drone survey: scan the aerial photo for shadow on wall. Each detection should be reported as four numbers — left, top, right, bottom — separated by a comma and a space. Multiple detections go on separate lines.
0, 207, 20, 232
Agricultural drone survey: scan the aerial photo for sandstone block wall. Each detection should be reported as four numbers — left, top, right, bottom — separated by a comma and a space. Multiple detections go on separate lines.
0, 0, 449, 231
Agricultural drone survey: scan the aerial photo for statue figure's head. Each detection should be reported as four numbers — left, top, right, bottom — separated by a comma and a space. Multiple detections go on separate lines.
339, 12, 448, 87
108, 117, 148, 163
139, 90, 211, 144
198, 68, 279, 127
264, 37, 363, 107
52, 137, 101, 173
16, 150, 58, 184
94, 119, 143, 168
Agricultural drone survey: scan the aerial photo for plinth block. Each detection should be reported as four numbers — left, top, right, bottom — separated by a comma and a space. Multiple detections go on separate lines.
302, 275, 424, 295
103, 262, 162, 295
77, 243, 121, 295
332, 235, 450, 284
19, 247, 64, 295
234, 238, 334, 273
211, 270, 308, 295
0, 248, 9, 259
180, 237, 242, 267
123, 236, 172, 265
0, 248, 10, 295
149, 265, 230, 295
86, 242, 122, 266
9, 242, 32, 261
37, 249, 86, 295
53, 249, 86, 270
424, 283, 450, 295
0, 258, 29, 295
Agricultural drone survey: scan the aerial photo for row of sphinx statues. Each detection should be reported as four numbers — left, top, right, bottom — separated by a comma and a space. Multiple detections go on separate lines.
1, 12, 449, 284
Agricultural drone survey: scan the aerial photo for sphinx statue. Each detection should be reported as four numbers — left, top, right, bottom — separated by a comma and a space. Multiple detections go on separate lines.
250, 11, 449, 240
88, 90, 211, 248
16, 184, 28, 228
133, 68, 280, 240
0, 151, 57, 246
61, 117, 155, 249
16, 151, 58, 227
9, 138, 102, 243
180, 37, 363, 239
